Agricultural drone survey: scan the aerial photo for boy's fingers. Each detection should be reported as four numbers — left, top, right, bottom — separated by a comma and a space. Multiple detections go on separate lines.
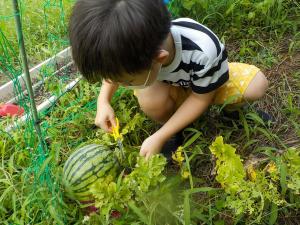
107, 123, 114, 133
110, 116, 117, 128
139, 149, 146, 157
94, 119, 101, 127
102, 120, 112, 133
145, 152, 152, 161
140, 149, 151, 160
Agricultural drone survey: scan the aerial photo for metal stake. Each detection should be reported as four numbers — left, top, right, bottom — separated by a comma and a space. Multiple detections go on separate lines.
12, 0, 46, 152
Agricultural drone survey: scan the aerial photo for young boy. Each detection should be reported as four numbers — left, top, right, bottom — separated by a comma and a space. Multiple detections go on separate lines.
69, 0, 268, 159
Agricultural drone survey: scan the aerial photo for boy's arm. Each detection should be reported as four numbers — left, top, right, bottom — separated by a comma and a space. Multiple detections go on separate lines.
140, 91, 215, 159
95, 80, 119, 132
98, 80, 119, 105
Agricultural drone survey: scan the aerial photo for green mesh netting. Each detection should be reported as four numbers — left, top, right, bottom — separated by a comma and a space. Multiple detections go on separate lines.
0, 0, 299, 224
0, 1, 173, 223
0, 0, 76, 223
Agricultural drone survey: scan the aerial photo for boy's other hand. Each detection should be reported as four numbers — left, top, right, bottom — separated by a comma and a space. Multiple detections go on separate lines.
140, 133, 165, 160
95, 103, 116, 133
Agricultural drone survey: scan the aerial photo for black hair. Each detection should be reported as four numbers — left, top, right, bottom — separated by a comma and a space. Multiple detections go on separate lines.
69, 0, 171, 83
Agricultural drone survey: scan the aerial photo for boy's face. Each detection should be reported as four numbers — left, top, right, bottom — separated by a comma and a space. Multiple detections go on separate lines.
115, 62, 161, 88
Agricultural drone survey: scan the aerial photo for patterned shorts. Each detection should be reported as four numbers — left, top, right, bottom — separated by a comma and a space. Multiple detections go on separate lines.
213, 62, 261, 104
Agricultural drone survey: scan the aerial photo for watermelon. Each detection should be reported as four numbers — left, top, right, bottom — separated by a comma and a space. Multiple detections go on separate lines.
63, 144, 120, 201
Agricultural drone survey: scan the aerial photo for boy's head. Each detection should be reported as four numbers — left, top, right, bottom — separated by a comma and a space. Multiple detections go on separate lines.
69, 0, 171, 85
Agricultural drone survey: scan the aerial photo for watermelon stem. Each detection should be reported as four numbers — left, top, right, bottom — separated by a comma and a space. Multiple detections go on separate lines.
117, 139, 125, 162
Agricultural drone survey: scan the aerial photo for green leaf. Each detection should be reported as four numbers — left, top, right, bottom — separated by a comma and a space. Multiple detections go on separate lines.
116, 169, 125, 191
214, 220, 225, 225
209, 136, 284, 220
183, 192, 191, 225
220, 95, 240, 110
225, 3, 236, 15
48, 205, 64, 225
0, 186, 13, 203
215, 198, 225, 210
268, 203, 278, 225
183, 130, 202, 149
128, 201, 149, 225
183, 151, 193, 188
240, 111, 250, 140
279, 159, 287, 196
256, 127, 273, 141
209, 136, 246, 190
36, 155, 53, 180
246, 112, 265, 126
8, 152, 16, 174
186, 187, 220, 195
182, 0, 195, 11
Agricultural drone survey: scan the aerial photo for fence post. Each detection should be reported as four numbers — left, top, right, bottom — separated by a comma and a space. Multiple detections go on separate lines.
12, 0, 46, 152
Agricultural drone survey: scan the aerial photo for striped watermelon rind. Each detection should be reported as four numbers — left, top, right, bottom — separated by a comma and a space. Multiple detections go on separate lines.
63, 144, 120, 201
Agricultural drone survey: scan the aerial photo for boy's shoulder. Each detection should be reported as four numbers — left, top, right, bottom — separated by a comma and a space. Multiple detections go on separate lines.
170, 18, 224, 60
171, 17, 215, 34
172, 17, 199, 25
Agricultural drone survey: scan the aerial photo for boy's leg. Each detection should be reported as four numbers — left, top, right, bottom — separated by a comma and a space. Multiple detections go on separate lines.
136, 63, 269, 127
221, 70, 269, 113
136, 64, 269, 122
135, 80, 192, 123
134, 81, 177, 124
214, 63, 271, 122
135, 81, 191, 158
243, 71, 268, 101
214, 63, 269, 106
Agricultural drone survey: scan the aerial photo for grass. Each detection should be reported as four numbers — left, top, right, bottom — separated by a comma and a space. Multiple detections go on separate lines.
0, 0, 300, 224
0, 0, 74, 64
0, 0, 74, 85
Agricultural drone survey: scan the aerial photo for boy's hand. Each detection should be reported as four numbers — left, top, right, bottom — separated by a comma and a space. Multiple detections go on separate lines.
95, 102, 116, 133
139, 133, 166, 160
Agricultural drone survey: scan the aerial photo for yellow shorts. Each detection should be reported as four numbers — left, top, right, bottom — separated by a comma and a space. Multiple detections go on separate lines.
135, 62, 261, 108
213, 62, 261, 104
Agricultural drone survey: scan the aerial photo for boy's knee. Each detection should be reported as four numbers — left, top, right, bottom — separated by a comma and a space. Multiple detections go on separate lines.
137, 93, 169, 114
136, 89, 175, 122
135, 82, 170, 111
244, 71, 269, 101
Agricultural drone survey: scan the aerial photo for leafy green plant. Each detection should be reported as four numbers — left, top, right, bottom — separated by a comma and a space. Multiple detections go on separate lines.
90, 155, 167, 220
281, 148, 300, 194
210, 136, 285, 222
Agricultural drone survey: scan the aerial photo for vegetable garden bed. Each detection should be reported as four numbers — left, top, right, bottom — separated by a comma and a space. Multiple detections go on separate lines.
2, 48, 299, 223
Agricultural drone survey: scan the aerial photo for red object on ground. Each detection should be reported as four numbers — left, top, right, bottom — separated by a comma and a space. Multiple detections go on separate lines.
81, 200, 99, 215
110, 210, 122, 219
80, 200, 122, 219
0, 103, 24, 117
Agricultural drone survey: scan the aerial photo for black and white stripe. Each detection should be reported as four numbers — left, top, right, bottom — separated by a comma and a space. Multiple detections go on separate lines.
158, 18, 229, 94
173, 21, 221, 55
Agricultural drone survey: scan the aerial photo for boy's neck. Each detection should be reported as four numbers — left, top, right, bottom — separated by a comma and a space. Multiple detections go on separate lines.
161, 33, 176, 67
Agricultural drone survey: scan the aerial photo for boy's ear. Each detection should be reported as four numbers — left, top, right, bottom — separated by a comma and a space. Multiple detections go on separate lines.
154, 49, 169, 64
